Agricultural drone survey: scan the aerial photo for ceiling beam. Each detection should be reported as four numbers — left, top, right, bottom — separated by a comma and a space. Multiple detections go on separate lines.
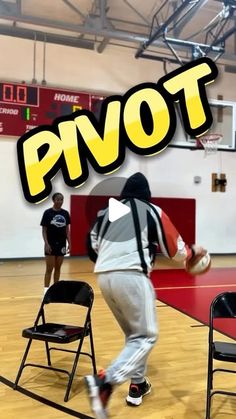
135, 0, 195, 58
0, 11, 161, 44
172, 0, 208, 38
97, 0, 110, 53
0, 0, 19, 14
123, 0, 150, 25
62, 0, 86, 20
0, 2, 235, 66
0, 24, 95, 49
100, 0, 108, 28
1, 20, 236, 64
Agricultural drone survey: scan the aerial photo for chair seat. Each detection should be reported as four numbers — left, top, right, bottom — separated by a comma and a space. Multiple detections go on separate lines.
22, 323, 87, 343
213, 341, 236, 362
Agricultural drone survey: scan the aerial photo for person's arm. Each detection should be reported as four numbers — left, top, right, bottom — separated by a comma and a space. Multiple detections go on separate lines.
87, 209, 106, 262
42, 226, 51, 254
156, 209, 206, 262
66, 225, 71, 254
87, 221, 99, 263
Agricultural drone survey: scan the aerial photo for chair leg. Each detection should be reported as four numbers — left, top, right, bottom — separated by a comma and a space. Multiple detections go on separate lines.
205, 355, 213, 419
89, 327, 97, 374
64, 340, 84, 402
45, 341, 51, 366
206, 392, 212, 419
14, 339, 33, 389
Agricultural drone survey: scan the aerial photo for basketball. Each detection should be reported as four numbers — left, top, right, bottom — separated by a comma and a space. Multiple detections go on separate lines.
185, 252, 211, 275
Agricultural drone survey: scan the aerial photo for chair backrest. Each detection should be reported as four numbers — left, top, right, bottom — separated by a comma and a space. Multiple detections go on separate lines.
211, 292, 236, 319
43, 280, 94, 308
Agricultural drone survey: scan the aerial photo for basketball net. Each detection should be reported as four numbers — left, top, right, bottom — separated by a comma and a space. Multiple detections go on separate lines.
196, 134, 223, 157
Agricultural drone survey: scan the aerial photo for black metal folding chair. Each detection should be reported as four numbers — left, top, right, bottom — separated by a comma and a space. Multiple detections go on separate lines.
206, 291, 236, 419
14, 280, 96, 401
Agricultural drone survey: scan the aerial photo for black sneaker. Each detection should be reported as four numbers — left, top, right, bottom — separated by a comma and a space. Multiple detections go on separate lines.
85, 370, 113, 419
126, 378, 151, 406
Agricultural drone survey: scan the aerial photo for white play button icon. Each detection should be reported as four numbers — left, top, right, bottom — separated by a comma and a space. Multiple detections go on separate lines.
108, 198, 130, 222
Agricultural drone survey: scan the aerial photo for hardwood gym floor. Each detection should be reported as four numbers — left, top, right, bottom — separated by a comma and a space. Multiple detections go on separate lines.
1, 256, 236, 419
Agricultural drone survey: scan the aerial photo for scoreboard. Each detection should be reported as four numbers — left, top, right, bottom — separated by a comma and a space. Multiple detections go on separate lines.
0, 81, 104, 137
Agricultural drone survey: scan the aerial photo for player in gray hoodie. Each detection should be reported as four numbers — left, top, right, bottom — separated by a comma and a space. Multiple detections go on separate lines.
85, 172, 206, 419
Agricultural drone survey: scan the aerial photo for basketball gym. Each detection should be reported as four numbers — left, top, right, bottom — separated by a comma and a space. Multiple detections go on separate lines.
1, 1, 236, 418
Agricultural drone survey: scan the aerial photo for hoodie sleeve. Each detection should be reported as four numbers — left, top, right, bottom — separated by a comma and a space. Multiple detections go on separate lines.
154, 208, 192, 262
87, 224, 98, 262
86, 209, 106, 262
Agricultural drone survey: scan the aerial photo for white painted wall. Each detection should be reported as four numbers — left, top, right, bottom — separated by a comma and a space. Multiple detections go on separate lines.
0, 35, 236, 258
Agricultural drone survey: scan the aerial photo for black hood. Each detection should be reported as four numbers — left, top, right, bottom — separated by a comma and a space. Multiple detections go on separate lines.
120, 172, 151, 202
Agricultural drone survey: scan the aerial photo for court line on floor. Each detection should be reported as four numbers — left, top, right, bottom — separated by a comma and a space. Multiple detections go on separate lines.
0, 375, 94, 419
155, 284, 236, 290
190, 324, 207, 328
0, 271, 92, 278
0, 295, 42, 301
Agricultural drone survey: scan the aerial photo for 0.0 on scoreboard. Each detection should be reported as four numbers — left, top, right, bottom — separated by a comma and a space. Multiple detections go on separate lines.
0, 83, 39, 107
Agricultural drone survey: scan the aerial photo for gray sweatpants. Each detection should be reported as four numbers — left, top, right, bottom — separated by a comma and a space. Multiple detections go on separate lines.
97, 270, 158, 385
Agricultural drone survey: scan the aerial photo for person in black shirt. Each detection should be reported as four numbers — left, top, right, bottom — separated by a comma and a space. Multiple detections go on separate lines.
40, 192, 71, 295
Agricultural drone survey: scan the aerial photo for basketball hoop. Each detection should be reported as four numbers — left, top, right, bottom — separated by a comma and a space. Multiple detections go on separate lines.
196, 133, 223, 156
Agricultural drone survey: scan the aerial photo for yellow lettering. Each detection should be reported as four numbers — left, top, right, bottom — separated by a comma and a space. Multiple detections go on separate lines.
162, 59, 217, 134
58, 120, 82, 180
22, 131, 62, 198
17, 58, 218, 204
74, 100, 121, 167
124, 88, 170, 152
